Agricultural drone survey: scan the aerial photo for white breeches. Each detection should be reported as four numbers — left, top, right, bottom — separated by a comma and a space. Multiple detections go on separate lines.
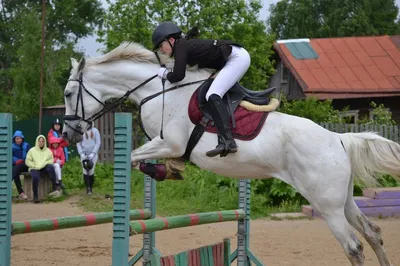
53, 163, 62, 181
205, 45, 251, 100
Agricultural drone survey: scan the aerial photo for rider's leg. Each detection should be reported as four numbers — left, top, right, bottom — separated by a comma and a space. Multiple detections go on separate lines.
205, 45, 250, 157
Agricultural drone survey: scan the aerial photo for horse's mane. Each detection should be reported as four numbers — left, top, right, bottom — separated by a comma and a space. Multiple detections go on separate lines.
84, 41, 212, 73
86, 42, 172, 66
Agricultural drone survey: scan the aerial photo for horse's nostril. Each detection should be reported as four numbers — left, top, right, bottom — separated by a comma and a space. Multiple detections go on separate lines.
62, 132, 68, 139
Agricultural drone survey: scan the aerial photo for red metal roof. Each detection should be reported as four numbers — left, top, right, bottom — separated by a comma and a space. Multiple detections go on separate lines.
274, 35, 400, 99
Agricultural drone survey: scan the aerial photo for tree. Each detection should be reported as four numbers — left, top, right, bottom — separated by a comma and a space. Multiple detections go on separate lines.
98, 0, 276, 90
0, 0, 104, 120
267, 0, 400, 39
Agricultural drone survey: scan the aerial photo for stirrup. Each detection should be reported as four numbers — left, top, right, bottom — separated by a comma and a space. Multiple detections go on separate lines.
206, 135, 237, 158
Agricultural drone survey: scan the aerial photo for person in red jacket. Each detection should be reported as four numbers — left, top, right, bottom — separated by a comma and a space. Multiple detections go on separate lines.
49, 137, 66, 190
48, 118, 69, 161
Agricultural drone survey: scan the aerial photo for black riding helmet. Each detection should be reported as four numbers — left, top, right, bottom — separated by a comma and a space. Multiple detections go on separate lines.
52, 118, 61, 125
52, 118, 62, 130
152, 22, 182, 50
82, 159, 94, 171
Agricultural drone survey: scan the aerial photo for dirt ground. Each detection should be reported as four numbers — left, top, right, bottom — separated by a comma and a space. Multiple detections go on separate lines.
10, 197, 400, 266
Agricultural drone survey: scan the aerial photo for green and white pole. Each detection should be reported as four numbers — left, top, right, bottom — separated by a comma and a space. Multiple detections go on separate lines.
130, 210, 245, 234
12, 209, 151, 235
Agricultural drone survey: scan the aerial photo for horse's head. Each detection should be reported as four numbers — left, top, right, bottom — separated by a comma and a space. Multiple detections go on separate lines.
62, 57, 104, 144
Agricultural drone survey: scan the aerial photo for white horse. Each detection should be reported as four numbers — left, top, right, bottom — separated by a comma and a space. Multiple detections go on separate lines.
62, 42, 400, 266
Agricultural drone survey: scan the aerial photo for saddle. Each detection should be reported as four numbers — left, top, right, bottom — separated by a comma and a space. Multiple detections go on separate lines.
197, 78, 276, 124
183, 79, 277, 161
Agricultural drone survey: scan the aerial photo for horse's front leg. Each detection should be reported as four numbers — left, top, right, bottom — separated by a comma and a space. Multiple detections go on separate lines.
130, 136, 184, 164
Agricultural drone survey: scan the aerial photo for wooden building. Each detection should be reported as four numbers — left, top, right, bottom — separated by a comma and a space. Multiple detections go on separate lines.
269, 35, 400, 123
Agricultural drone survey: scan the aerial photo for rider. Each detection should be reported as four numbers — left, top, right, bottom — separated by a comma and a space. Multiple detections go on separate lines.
152, 21, 251, 157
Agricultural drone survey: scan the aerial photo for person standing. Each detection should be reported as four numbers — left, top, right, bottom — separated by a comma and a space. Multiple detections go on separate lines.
77, 126, 101, 195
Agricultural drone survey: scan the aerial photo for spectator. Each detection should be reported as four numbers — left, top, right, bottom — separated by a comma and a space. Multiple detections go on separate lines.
48, 118, 69, 161
77, 126, 101, 195
49, 137, 66, 190
25, 135, 60, 203
12, 130, 30, 200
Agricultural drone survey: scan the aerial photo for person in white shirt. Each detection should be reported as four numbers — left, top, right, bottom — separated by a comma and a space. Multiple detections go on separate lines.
77, 126, 101, 195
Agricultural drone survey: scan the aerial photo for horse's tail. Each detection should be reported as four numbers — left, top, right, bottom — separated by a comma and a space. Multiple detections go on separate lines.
339, 132, 400, 187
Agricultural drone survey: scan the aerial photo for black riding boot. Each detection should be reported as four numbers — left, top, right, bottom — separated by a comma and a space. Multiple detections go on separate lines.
83, 174, 91, 195
205, 94, 238, 157
89, 175, 94, 192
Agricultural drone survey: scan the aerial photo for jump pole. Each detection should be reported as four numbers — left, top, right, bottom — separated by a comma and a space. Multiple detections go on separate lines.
11, 209, 151, 235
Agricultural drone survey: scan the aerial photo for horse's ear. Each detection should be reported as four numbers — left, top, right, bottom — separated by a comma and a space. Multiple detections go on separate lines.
77, 57, 86, 72
71, 58, 78, 69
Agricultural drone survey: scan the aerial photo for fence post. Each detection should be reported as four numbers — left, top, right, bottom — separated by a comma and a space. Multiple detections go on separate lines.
0, 113, 12, 266
112, 113, 132, 266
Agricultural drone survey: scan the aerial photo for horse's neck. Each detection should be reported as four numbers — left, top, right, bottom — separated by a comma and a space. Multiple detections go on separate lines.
86, 61, 159, 104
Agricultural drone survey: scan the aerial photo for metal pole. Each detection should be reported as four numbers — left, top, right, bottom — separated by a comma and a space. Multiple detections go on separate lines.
39, 0, 46, 134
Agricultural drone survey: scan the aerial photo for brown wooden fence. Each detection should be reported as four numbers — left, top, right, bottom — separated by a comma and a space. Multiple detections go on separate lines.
93, 111, 144, 163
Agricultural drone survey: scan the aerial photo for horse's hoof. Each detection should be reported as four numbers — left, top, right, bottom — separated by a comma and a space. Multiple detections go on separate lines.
131, 161, 139, 169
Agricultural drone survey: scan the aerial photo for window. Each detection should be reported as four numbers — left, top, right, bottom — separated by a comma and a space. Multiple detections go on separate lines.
281, 61, 289, 84
339, 110, 359, 124
278, 39, 319, 60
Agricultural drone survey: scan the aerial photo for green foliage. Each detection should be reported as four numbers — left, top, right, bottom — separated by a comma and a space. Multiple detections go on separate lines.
98, 0, 276, 90
0, 0, 104, 120
358, 101, 397, 125
267, 0, 400, 39
278, 96, 341, 123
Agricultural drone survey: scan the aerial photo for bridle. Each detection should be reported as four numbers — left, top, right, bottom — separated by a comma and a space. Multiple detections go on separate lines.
63, 69, 209, 139
63, 71, 158, 136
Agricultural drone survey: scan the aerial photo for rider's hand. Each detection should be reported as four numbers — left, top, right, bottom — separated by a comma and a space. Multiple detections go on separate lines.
157, 67, 169, 80
88, 153, 95, 160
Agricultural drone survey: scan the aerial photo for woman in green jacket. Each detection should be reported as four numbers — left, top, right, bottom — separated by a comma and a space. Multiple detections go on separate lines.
25, 135, 60, 203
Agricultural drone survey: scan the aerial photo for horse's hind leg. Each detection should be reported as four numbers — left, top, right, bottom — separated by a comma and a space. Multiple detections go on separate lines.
292, 171, 365, 265
344, 177, 392, 266
319, 210, 365, 266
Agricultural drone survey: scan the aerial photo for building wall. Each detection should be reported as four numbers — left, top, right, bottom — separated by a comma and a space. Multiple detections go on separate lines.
268, 59, 306, 100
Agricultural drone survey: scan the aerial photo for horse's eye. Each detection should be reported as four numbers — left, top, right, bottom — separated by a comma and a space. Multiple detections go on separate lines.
65, 92, 72, 98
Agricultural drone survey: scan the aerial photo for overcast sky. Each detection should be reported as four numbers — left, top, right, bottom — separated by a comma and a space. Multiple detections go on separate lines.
76, 0, 399, 57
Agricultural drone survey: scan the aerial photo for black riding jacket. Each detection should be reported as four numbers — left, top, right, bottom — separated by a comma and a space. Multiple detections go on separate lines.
166, 38, 242, 83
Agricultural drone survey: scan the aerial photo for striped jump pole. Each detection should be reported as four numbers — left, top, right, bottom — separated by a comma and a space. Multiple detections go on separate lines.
130, 210, 245, 235
12, 209, 151, 235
